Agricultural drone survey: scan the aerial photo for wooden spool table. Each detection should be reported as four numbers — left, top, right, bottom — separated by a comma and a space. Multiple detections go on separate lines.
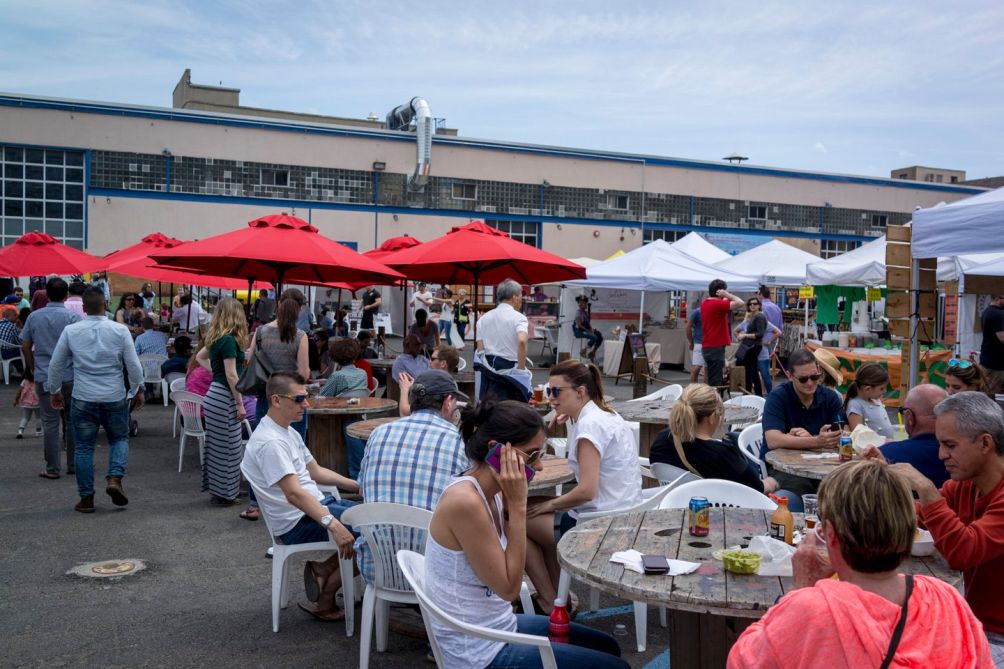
306, 397, 397, 473
528, 455, 574, 494
609, 400, 761, 457
558, 508, 959, 669
345, 416, 400, 441
764, 448, 844, 480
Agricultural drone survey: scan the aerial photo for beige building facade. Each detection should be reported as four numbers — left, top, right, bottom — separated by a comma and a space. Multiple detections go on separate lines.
0, 85, 984, 267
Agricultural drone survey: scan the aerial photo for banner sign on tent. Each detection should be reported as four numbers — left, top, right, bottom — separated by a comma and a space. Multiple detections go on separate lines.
866, 287, 883, 301
805, 342, 950, 405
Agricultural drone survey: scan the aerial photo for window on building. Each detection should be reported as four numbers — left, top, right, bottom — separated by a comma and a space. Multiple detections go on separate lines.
1, 145, 86, 249
486, 219, 539, 247
950, 176, 959, 183
642, 228, 687, 245
924, 174, 935, 183
820, 239, 862, 259
748, 204, 767, 220
607, 194, 629, 210
260, 168, 289, 187
935, 174, 943, 183
452, 183, 477, 200
897, 173, 910, 179
871, 214, 888, 228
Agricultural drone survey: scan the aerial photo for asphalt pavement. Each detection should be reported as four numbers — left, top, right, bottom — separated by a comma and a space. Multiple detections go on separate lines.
0, 359, 683, 668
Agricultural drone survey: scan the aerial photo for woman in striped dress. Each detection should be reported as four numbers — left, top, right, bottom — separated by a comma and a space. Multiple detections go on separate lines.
195, 298, 248, 505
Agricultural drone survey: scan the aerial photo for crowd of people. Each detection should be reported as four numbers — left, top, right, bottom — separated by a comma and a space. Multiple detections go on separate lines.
12, 271, 1004, 668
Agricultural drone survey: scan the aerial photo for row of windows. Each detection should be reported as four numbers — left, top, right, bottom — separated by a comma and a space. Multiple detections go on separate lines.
820, 239, 862, 258
1, 146, 86, 248
485, 219, 539, 247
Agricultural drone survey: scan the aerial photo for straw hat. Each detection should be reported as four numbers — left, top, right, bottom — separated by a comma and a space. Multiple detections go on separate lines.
812, 348, 844, 386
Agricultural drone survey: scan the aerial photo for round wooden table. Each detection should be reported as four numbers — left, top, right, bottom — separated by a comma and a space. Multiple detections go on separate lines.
609, 399, 761, 458
345, 416, 400, 441
764, 448, 844, 480
306, 397, 398, 473
528, 455, 574, 493
558, 508, 959, 669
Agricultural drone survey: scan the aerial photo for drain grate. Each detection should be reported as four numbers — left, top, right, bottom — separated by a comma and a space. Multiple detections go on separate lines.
68, 559, 147, 579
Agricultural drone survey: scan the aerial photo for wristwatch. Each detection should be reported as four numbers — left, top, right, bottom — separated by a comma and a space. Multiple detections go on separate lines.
319, 514, 335, 529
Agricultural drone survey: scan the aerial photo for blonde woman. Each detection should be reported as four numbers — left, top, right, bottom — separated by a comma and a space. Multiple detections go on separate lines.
650, 384, 780, 498
196, 298, 248, 505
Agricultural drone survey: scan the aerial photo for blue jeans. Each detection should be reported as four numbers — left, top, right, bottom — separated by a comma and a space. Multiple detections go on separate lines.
758, 357, 773, 394
487, 614, 629, 669
344, 418, 365, 480
278, 495, 359, 544
438, 317, 452, 341
573, 327, 603, 351
71, 398, 130, 498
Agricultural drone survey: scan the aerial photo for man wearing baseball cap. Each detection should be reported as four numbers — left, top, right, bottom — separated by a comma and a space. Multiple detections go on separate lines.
355, 369, 469, 584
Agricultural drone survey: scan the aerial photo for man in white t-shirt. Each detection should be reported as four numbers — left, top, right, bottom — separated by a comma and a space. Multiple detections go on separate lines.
475, 278, 530, 402
241, 371, 360, 622
410, 282, 434, 321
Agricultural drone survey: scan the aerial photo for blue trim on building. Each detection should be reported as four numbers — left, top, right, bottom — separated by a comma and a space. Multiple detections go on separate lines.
0, 93, 984, 195
88, 187, 876, 243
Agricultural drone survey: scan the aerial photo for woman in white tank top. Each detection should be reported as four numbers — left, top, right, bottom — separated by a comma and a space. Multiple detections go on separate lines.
425, 400, 629, 669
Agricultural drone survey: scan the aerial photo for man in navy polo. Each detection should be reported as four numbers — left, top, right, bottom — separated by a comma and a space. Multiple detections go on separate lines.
879, 384, 950, 488
762, 348, 843, 503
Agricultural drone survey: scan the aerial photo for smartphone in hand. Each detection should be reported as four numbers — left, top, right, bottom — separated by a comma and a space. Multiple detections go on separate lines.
486, 441, 536, 482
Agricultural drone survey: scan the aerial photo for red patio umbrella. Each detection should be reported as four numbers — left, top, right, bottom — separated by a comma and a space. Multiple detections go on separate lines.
0, 232, 104, 277
103, 233, 271, 291
363, 235, 422, 262
150, 214, 404, 288
379, 220, 586, 335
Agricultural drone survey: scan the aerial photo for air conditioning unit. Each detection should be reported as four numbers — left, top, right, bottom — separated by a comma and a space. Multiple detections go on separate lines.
478, 205, 497, 213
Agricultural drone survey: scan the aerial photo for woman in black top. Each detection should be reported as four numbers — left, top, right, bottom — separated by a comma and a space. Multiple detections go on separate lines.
649, 383, 778, 495
735, 297, 767, 396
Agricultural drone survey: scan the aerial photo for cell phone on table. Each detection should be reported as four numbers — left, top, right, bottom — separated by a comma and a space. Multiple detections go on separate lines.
642, 555, 670, 575
486, 440, 536, 483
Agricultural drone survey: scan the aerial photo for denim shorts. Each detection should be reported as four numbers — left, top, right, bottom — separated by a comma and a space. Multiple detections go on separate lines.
278, 495, 359, 545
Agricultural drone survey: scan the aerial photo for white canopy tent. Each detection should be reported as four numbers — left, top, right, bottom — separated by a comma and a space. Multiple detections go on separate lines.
912, 186, 1004, 259
671, 231, 732, 264
805, 236, 887, 287
716, 239, 822, 285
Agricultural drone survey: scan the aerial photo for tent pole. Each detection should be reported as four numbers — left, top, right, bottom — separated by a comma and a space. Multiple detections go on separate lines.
908, 259, 920, 389
638, 290, 646, 331
186, 284, 193, 333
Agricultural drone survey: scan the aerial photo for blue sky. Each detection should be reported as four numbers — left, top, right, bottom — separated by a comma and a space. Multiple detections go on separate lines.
2, 0, 1002, 179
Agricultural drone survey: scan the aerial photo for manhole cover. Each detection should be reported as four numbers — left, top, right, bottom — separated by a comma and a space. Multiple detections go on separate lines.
68, 559, 147, 579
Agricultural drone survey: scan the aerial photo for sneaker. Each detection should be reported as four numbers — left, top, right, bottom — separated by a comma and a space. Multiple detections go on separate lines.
16, 428, 23, 440
34, 428, 42, 437
75, 495, 95, 513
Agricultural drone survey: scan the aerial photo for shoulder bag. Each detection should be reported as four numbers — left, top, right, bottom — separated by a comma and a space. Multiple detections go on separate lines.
236, 327, 272, 396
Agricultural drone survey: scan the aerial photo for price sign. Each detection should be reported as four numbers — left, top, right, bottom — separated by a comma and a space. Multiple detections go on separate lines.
866, 287, 883, 301
798, 286, 814, 299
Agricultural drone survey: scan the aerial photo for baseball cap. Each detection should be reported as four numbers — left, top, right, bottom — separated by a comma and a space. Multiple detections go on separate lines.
410, 369, 470, 403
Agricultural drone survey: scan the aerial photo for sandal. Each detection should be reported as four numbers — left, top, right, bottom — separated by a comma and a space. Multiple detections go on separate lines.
297, 602, 345, 622
239, 506, 260, 521
303, 561, 324, 603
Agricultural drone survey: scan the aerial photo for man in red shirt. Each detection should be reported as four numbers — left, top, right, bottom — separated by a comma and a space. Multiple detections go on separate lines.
888, 391, 1004, 659
699, 279, 744, 386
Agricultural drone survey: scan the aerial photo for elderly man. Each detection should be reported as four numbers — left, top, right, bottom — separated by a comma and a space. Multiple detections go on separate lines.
397, 345, 463, 416
21, 277, 81, 478
476, 278, 530, 402
356, 369, 468, 584
878, 384, 950, 488
390, 334, 429, 383
762, 348, 844, 507
47, 287, 145, 513
877, 392, 1004, 662
241, 371, 359, 622
134, 317, 169, 357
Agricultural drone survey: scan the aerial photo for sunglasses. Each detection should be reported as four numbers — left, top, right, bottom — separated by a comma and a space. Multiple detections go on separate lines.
794, 373, 823, 384
546, 385, 574, 398
748, 302, 760, 307
276, 393, 308, 404
524, 449, 544, 465
948, 358, 973, 369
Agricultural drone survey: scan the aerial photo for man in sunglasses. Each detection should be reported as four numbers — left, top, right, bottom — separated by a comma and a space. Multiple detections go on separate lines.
761, 349, 845, 504
241, 371, 360, 622
980, 294, 1004, 395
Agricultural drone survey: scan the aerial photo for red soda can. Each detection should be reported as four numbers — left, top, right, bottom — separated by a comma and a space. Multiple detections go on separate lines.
689, 497, 710, 537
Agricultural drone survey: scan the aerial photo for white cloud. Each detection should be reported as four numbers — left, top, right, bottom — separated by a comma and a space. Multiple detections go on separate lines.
814, 142, 828, 154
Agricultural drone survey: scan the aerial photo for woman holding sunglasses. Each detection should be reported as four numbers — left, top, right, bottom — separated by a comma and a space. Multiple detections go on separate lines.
522, 360, 643, 608
945, 358, 989, 396
426, 400, 628, 669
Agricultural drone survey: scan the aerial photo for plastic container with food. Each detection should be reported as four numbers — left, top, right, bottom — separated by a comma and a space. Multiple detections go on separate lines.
912, 528, 935, 557
715, 549, 762, 575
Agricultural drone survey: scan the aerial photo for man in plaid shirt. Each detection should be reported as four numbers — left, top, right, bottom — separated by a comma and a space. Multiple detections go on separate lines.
356, 369, 469, 583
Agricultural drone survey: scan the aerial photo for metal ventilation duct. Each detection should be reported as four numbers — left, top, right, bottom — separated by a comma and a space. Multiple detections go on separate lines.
386, 96, 432, 191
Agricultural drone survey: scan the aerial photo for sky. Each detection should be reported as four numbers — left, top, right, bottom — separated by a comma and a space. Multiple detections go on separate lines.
2, 0, 1003, 179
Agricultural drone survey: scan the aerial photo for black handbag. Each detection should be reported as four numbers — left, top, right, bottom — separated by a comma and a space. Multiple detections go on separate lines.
236, 328, 272, 396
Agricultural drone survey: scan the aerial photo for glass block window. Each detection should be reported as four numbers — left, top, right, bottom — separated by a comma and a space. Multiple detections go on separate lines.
1, 146, 85, 249
642, 228, 687, 245
820, 239, 861, 258
486, 219, 539, 247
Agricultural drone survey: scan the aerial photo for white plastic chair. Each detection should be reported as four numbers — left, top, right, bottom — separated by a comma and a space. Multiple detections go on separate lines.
171, 390, 206, 473
367, 376, 379, 397
139, 353, 168, 404
650, 461, 701, 486
337, 387, 371, 399
163, 371, 184, 408
455, 357, 467, 372
556, 475, 688, 653
341, 503, 432, 669
0, 339, 24, 384
737, 423, 768, 478
397, 550, 557, 669
658, 478, 778, 511
724, 394, 766, 429
169, 376, 187, 438
631, 383, 683, 402
244, 480, 355, 634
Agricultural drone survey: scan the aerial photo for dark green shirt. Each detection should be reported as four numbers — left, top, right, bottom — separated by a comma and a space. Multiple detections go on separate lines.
209, 335, 245, 386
